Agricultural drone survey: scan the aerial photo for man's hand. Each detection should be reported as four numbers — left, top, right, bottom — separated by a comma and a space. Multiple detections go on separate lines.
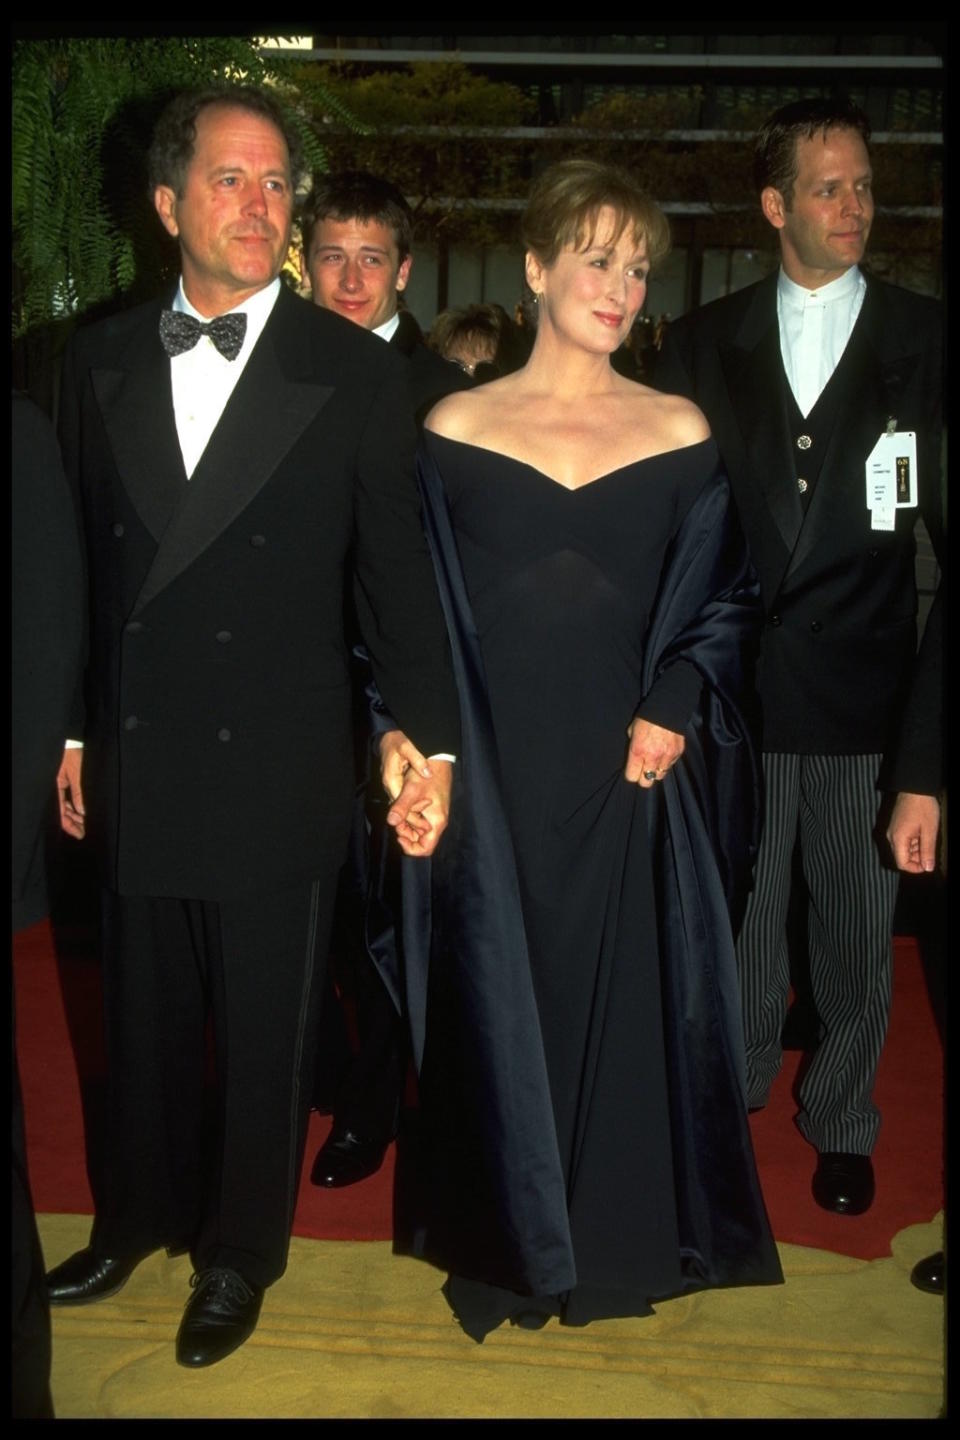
378, 729, 434, 801
886, 791, 940, 873
385, 756, 453, 858
57, 747, 86, 839
624, 717, 685, 788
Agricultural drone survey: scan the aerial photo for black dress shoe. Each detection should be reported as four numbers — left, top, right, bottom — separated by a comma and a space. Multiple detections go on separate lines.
310, 1128, 390, 1188
46, 1247, 149, 1305
176, 1268, 264, 1368
812, 1152, 875, 1215
910, 1251, 945, 1295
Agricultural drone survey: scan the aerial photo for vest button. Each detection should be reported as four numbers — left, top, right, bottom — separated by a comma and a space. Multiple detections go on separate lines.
215, 630, 232, 644
797, 477, 808, 494
123, 715, 138, 730
217, 727, 232, 742
112, 522, 125, 538
126, 621, 144, 634
250, 534, 266, 547
770, 613, 782, 627
796, 434, 812, 451
810, 620, 822, 634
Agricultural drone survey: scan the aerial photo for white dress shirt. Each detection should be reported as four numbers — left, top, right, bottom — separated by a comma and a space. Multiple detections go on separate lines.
777, 265, 866, 418
170, 277, 281, 478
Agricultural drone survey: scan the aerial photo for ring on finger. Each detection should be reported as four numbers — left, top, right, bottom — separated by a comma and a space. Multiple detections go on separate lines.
642, 769, 657, 781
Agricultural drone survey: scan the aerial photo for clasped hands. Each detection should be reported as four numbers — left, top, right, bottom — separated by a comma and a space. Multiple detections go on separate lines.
624, 717, 685, 788
379, 730, 452, 856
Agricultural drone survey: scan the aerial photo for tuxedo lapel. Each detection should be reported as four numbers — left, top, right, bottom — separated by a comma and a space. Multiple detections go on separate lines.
132, 289, 335, 616
92, 302, 185, 543
718, 277, 802, 562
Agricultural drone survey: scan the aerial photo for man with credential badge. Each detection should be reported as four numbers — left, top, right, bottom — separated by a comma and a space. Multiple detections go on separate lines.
656, 97, 943, 1216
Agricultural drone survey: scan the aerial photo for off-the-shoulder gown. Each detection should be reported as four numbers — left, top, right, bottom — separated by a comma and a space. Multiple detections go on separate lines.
400, 429, 781, 1339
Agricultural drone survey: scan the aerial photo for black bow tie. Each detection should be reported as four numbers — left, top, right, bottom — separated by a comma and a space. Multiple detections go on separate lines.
159, 309, 247, 361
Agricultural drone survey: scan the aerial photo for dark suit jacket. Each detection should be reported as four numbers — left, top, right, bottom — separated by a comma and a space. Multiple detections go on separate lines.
389, 309, 472, 425
882, 581, 943, 795
340, 308, 471, 787
12, 394, 85, 931
655, 272, 943, 756
59, 285, 459, 900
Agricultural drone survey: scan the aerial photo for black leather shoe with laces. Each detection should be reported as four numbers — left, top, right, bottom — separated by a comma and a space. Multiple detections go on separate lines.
175, 1267, 264, 1368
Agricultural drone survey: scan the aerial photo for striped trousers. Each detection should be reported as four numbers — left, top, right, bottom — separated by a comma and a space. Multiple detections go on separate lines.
736, 753, 898, 1155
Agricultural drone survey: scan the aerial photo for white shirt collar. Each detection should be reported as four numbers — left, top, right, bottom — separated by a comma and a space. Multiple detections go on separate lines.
777, 264, 864, 309
373, 311, 401, 343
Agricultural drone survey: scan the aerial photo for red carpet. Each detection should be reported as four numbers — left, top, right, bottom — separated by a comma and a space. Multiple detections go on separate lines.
13, 922, 942, 1260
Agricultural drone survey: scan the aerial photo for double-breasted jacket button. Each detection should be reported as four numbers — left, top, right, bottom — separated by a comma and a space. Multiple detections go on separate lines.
249, 534, 266, 547
796, 434, 812, 451
126, 620, 144, 634
123, 715, 139, 730
217, 727, 232, 742
797, 477, 808, 494
215, 630, 232, 644
112, 522, 125, 538
810, 620, 822, 634
769, 613, 782, 627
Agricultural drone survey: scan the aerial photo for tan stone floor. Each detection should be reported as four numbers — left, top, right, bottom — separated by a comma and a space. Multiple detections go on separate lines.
39, 1212, 944, 1419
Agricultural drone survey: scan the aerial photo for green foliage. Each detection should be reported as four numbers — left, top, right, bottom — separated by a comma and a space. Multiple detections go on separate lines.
12, 37, 339, 338
575, 87, 704, 132
314, 61, 535, 129
294, 62, 535, 248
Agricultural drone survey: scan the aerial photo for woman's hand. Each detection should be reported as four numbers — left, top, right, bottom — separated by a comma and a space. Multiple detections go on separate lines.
624, 718, 685, 789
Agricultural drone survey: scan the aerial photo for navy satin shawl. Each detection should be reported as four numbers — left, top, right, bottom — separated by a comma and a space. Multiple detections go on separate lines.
396, 447, 782, 1296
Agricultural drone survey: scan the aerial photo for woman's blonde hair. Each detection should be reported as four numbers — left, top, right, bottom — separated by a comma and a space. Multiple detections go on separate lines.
521, 157, 670, 270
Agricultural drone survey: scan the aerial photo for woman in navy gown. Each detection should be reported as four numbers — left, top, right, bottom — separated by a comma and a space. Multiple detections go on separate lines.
381, 160, 782, 1340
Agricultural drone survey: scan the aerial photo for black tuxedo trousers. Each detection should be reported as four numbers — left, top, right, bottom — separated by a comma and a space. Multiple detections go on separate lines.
93, 877, 337, 1286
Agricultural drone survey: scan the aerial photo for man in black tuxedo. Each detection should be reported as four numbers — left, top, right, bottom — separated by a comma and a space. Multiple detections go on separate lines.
299, 172, 469, 1189
656, 98, 942, 1216
45, 87, 459, 1367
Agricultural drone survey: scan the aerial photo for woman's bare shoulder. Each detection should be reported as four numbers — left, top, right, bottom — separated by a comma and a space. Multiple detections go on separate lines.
634, 383, 711, 446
